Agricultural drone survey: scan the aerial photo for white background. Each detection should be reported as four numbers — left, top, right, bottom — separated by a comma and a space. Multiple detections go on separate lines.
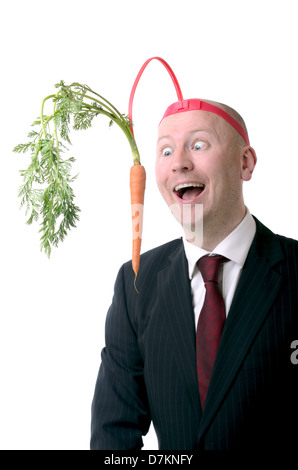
1, 0, 297, 450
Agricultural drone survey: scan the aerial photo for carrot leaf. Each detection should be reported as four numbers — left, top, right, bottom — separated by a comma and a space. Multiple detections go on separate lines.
14, 81, 140, 256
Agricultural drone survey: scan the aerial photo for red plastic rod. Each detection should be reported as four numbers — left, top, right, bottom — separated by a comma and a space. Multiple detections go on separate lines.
128, 57, 183, 134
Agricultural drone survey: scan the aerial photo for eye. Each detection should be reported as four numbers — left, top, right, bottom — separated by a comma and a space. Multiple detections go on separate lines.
193, 140, 206, 151
162, 146, 173, 157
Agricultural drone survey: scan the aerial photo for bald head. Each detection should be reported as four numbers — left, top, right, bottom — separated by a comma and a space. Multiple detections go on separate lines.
202, 99, 248, 145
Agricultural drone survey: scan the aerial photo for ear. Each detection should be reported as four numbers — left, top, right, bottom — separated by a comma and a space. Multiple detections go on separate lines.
240, 146, 257, 181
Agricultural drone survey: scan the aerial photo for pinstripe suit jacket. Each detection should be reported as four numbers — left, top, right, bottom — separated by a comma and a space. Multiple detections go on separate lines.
90, 217, 298, 450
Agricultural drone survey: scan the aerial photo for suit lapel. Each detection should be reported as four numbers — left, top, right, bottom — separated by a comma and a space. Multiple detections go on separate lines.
157, 241, 202, 425
198, 218, 285, 440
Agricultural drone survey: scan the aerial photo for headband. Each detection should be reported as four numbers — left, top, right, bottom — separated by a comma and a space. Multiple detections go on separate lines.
161, 99, 250, 145
129, 57, 250, 146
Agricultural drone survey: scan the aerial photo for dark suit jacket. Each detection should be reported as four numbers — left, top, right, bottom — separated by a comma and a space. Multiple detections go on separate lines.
90, 217, 298, 450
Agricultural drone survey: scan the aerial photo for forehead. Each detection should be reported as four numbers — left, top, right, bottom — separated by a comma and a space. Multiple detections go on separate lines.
158, 109, 231, 141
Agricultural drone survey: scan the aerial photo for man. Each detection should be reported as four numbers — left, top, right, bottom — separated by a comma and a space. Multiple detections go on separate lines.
90, 98, 298, 450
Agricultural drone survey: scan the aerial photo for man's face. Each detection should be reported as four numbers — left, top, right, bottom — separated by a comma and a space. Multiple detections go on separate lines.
155, 110, 248, 240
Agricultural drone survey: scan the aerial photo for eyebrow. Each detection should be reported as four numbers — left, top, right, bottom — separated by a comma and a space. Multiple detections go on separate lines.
157, 134, 172, 143
157, 128, 218, 143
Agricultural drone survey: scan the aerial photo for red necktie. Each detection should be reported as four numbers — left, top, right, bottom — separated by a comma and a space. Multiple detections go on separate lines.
196, 255, 227, 410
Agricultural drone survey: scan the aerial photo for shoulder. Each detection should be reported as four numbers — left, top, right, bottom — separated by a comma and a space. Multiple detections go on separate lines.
115, 238, 184, 301
276, 232, 298, 251
253, 216, 298, 261
254, 216, 297, 243
123, 238, 183, 273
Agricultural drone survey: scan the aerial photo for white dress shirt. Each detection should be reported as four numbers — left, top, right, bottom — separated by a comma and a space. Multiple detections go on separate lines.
182, 210, 256, 329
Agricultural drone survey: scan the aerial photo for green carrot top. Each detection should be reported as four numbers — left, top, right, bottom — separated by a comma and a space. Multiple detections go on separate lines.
13, 81, 141, 257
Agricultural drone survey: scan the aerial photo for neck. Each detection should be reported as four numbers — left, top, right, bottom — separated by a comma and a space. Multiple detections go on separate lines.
184, 206, 247, 251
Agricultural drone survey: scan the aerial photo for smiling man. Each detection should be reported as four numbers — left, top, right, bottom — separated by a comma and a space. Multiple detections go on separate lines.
91, 99, 298, 451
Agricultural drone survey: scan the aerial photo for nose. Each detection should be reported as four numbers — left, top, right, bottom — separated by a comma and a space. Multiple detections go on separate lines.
171, 148, 194, 172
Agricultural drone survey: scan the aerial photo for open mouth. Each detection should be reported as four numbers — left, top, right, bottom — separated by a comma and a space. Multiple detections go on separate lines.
174, 183, 205, 201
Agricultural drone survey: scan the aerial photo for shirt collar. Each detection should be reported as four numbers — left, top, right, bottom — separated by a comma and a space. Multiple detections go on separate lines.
182, 209, 256, 279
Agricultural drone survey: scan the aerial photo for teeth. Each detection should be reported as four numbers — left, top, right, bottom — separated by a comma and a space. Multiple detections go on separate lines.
174, 183, 205, 192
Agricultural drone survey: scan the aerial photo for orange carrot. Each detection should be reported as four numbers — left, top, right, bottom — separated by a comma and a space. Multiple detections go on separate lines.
130, 164, 146, 282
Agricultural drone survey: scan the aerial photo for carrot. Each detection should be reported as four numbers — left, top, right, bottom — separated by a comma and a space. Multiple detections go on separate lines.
130, 163, 146, 284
